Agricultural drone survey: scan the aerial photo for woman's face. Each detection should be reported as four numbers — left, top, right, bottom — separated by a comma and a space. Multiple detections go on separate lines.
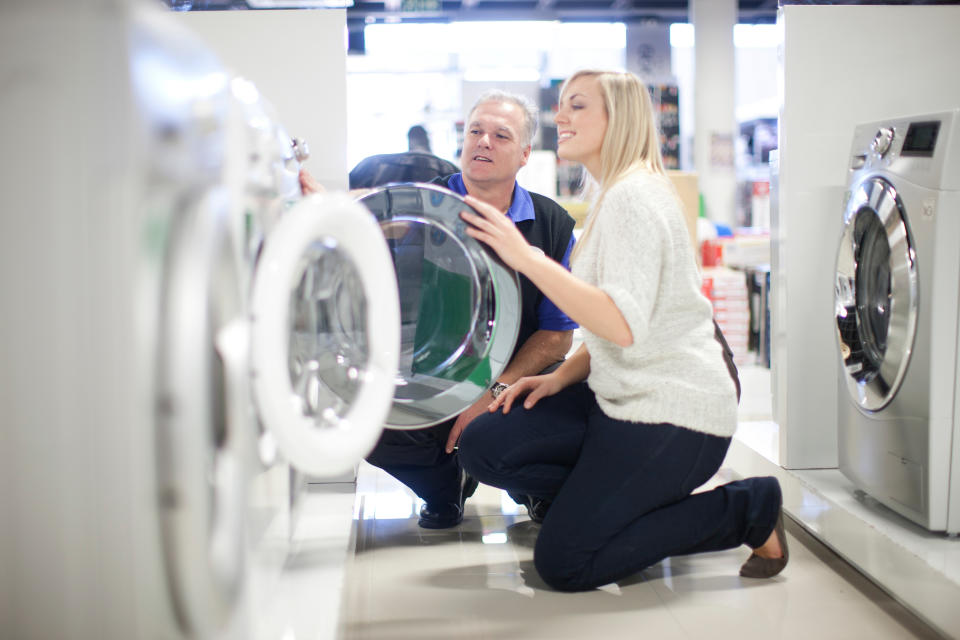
555, 75, 607, 177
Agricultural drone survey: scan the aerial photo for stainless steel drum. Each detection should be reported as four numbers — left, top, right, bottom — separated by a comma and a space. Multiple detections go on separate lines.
357, 184, 521, 429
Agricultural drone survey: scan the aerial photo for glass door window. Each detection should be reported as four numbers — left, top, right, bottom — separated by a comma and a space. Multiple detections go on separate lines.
358, 184, 521, 429
835, 176, 918, 411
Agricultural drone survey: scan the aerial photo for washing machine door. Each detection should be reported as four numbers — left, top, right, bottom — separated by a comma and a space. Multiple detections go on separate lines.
249, 192, 400, 477
835, 175, 919, 411
357, 184, 521, 429
157, 186, 250, 637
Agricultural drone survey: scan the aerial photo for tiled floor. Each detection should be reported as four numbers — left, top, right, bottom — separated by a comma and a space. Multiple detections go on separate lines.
730, 366, 960, 637
334, 462, 944, 640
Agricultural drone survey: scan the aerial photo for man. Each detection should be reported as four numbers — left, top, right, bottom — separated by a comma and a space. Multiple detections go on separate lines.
347, 124, 459, 189
406, 124, 432, 152
365, 91, 578, 528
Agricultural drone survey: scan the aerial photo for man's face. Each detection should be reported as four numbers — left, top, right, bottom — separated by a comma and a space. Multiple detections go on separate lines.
460, 100, 531, 188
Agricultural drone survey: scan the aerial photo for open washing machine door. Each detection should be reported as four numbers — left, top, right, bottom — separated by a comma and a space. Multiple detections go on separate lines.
357, 184, 521, 429
249, 193, 400, 477
835, 175, 919, 411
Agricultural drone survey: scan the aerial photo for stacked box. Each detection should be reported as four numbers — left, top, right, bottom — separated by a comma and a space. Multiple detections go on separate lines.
701, 266, 750, 365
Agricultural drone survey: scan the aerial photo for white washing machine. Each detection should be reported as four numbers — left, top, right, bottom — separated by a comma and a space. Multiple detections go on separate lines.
1, 4, 525, 637
835, 109, 960, 534
0, 2, 399, 638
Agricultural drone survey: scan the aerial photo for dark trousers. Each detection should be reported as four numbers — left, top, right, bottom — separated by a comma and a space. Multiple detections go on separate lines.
366, 361, 565, 507
365, 417, 462, 506
458, 382, 781, 592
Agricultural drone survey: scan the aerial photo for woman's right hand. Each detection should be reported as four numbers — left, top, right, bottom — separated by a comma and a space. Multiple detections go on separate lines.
489, 372, 566, 414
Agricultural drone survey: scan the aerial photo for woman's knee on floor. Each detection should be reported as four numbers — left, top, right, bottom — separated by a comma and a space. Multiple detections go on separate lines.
532, 527, 595, 592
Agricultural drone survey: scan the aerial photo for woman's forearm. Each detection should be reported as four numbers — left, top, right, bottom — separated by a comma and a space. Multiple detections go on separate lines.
553, 343, 591, 387
521, 253, 634, 347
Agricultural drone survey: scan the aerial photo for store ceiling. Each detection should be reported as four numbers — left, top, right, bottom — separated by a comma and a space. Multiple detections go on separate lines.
167, 0, 781, 24
347, 0, 779, 25
166, 1, 960, 27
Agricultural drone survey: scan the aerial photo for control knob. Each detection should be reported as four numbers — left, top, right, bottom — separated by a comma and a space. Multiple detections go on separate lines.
871, 127, 895, 157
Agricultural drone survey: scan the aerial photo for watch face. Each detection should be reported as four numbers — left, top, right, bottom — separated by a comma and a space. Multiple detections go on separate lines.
357, 184, 521, 429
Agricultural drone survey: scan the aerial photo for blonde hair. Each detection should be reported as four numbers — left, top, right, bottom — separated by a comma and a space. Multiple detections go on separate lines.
565, 70, 666, 261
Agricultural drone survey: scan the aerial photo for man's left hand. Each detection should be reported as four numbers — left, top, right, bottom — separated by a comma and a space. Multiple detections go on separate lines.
444, 392, 492, 454
299, 168, 325, 195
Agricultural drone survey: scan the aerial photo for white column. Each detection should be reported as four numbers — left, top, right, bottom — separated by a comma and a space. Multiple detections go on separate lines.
691, 0, 737, 226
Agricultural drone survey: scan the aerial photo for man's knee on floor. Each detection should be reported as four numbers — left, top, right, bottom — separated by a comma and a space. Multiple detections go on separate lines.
455, 424, 488, 478
456, 417, 511, 480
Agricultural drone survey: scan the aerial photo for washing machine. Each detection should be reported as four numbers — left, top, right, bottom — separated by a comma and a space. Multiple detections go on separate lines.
835, 109, 960, 534
358, 184, 521, 429
0, 2, 399, 638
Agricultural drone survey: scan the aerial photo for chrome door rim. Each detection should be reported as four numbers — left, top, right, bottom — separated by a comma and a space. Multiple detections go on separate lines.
835, 175, 918, 411
357, 183, 521, 429
249, 193, 399, 477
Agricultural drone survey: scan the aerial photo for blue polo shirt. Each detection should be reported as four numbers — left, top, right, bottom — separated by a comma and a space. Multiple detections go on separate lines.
445, 174, 578, 332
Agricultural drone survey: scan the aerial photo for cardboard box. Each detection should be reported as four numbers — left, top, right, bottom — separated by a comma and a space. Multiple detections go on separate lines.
559, 171, 699, 248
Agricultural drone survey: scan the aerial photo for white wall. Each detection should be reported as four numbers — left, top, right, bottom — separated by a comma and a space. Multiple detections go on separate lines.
774, 4, 960, 468
173, 9, 349, 191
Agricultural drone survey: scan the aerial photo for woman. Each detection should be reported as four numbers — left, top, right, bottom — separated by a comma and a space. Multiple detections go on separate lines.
457, 70, 787, 592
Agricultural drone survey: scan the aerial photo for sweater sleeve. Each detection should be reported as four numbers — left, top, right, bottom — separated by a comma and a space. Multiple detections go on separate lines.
594, 181, 669, 348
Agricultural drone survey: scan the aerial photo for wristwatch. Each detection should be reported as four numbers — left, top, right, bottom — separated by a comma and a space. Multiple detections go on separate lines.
490, 382, 510, 399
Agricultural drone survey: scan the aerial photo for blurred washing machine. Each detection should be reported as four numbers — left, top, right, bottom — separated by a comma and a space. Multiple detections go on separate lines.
0, 2, 399, 639
835, 109, 960, 533
226, 73, 400, 479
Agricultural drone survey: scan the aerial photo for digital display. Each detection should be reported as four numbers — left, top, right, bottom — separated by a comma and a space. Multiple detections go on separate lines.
901, 120, 940, 157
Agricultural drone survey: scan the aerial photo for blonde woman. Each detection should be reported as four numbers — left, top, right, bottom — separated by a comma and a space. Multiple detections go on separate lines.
457, 70, 787, 591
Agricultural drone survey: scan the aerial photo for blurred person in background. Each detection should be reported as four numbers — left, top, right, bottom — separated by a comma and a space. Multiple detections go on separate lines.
347, 124, 460, 189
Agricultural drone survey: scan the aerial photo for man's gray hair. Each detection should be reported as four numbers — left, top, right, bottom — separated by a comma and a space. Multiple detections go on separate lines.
468, 90, 539, 148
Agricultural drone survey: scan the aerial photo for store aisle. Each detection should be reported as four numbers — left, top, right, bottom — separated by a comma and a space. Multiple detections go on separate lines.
337, 462, 942, 640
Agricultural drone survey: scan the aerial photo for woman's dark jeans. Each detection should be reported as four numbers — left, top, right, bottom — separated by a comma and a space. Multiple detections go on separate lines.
458, 382, 781, 592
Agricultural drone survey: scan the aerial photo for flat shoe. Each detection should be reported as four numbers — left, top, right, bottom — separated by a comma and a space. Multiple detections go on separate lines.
740, 509, 789, 578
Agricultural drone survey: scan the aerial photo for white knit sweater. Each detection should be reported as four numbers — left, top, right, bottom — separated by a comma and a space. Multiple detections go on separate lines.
571, 170, 738, 437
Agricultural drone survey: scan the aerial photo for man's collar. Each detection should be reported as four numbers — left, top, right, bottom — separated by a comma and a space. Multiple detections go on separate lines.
446, 174, 535, 224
